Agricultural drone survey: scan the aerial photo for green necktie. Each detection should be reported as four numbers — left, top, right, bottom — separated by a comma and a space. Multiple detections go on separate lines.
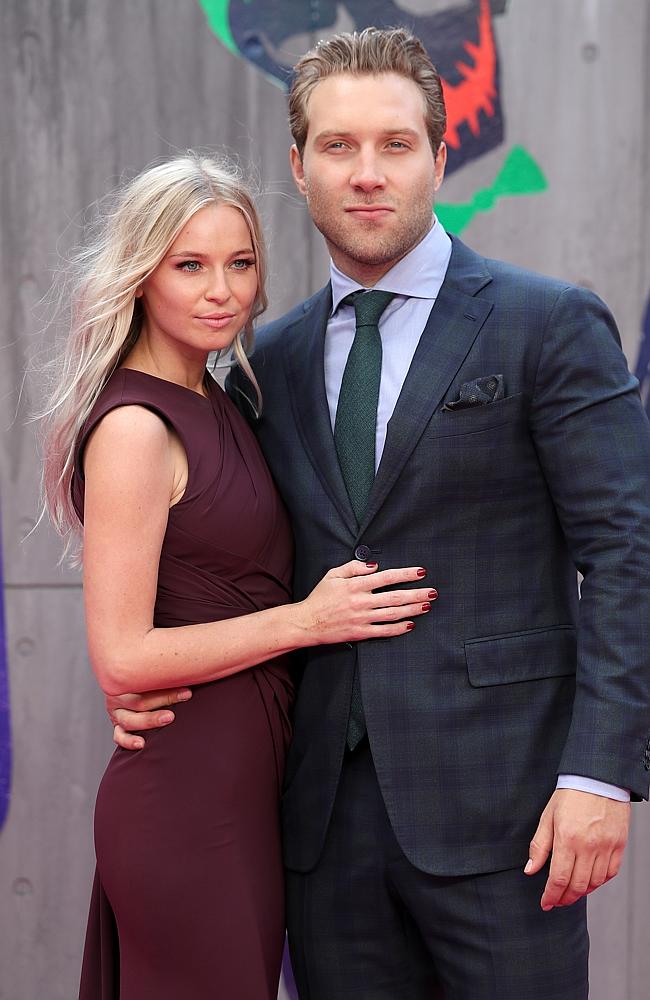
334, 289, 395, 750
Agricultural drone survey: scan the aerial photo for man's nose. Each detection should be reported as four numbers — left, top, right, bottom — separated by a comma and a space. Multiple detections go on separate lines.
349, 153, 385, 191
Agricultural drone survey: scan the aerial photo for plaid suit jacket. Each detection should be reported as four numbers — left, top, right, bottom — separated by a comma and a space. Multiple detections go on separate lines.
228, 236, 650, 876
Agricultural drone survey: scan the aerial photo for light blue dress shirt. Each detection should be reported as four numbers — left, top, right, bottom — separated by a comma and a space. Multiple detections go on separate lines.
323, 216, 629, 803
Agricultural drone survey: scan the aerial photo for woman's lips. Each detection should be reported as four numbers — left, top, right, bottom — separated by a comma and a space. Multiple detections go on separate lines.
196, 314, 236, 329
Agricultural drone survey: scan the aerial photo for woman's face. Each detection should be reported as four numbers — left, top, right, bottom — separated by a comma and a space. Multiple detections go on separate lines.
138, 203, 258, 359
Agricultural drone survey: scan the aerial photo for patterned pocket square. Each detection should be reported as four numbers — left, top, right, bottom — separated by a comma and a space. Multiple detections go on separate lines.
443, 374, 505, 411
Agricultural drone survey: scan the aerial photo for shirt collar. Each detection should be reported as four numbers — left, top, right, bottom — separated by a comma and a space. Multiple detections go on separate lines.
329, 216, 452, 315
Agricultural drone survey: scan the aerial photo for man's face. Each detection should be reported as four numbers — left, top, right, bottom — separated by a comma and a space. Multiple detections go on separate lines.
290, 72, 446, 285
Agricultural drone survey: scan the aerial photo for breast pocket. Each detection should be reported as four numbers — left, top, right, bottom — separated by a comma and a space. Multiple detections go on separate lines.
432, 392, 527, 438
409, 392, 535, 505
464, 625, 577, 686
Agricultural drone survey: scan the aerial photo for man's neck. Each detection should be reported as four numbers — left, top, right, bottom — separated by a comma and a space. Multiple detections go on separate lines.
327, 220, 435, 288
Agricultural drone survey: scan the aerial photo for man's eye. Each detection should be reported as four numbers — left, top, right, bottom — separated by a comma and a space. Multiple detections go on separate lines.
178, 260, 201, 272
387, 141, 408, 149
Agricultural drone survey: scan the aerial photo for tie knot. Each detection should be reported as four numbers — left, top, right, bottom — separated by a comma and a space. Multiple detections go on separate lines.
344, 289, 395, 328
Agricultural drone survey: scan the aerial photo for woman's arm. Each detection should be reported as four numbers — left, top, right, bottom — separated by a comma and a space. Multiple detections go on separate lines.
83, 404, 432, 696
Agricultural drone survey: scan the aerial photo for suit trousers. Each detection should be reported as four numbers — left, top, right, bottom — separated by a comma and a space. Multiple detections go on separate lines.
286, 740, 589, 1000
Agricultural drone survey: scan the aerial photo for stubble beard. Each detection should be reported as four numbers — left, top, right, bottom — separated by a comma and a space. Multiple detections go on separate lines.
305, 183, 435, 272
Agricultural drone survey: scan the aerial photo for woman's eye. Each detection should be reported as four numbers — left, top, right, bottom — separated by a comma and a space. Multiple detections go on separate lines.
231, 258, 256, 270
178, 260, 201, 272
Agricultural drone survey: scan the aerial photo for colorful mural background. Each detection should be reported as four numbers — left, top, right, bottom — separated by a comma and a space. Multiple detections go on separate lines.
198, 0, 547, 232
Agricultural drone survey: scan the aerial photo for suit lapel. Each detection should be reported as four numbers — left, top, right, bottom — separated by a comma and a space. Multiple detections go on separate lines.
360, 238, 494, 532
283, 285, 358, 534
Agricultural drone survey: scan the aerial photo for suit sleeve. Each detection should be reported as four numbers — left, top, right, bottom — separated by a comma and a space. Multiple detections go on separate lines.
529, 284, 650, 799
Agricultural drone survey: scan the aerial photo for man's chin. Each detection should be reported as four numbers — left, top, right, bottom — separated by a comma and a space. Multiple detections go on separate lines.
336, 238, 411, 269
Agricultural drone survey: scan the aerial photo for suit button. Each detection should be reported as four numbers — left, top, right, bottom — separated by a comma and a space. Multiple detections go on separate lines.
354, 544, 371, 561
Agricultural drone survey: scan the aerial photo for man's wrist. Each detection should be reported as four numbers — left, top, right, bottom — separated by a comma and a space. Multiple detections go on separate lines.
556, 774, 630, 802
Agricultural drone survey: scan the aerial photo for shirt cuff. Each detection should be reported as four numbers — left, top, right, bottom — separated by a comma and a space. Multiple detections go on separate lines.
556, 774, 630, 802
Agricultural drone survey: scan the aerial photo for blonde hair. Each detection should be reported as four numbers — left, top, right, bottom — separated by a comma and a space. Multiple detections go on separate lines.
40, 152, 267, 562
288, 27, 447, 157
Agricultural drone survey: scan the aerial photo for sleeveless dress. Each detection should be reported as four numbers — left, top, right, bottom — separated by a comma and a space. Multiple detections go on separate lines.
72, 368, 295, 1000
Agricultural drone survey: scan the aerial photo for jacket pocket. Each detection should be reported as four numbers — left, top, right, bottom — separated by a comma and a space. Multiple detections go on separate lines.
464, 625, 577, 687
432, 391, 526, 438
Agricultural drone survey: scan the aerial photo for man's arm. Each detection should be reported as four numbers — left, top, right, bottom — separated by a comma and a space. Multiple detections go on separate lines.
524, 283, 650, 906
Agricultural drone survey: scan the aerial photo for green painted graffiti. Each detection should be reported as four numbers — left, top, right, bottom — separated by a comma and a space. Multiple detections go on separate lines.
198, 0, 237, 55
437, 145, 547, 233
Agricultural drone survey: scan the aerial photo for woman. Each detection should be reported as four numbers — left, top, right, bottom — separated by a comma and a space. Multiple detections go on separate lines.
41, 154, 431, 999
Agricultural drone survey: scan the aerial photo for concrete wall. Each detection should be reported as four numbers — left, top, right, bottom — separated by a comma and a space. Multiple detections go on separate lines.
1, 2, 649, 997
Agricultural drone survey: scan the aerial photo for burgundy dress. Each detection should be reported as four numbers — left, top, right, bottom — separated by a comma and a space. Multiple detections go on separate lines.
72, 369, 295, 1000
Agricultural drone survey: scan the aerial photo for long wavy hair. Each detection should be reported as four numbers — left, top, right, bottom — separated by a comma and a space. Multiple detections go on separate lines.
40, 152, 267, 563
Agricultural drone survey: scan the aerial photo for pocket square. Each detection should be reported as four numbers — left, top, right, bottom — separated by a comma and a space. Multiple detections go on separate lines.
443, 374, 505, 411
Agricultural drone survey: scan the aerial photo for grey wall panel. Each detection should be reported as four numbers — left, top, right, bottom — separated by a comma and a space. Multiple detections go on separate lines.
0, 588, 108, 1000
443, 0, 649, 362
1, 2, 649, 998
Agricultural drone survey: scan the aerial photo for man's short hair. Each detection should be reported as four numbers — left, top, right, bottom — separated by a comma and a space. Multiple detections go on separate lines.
288, 27, 447, 157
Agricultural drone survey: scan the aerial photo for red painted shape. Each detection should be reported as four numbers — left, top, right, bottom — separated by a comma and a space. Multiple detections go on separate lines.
441, 0, 497, 149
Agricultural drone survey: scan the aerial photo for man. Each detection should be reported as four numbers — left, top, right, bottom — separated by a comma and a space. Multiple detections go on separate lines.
111, 28, 650, 999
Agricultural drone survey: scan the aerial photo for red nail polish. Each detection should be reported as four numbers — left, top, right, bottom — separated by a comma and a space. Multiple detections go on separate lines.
427, 590, 438, 599
421, 602, 431, 612
366, 562, 378, 568
406, 622, 415, 631
417, 568, 427, 577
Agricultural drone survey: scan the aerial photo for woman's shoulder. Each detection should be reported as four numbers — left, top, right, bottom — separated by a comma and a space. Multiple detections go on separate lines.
71, 371, 178, 520
85, 367, 214, 435
85, 398, 169, 453
79, 368, 162, 443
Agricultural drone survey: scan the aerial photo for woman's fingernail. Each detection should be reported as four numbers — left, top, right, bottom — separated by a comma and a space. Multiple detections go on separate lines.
160, 712, 174, 724
406, 622, 415, 631
178, 690, 192, 701
422, 602, 431, 612
417, 568, 427, 577
427, 590, 438, 599
366, 562, 378, 568
133, 738, 144, 749
524, 859, 533, 873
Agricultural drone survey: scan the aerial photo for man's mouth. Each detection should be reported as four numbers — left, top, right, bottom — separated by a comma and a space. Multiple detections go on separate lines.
344, 205, 394, 217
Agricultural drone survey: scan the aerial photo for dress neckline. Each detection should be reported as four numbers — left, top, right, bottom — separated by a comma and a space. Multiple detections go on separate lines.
118, 367, 217, 404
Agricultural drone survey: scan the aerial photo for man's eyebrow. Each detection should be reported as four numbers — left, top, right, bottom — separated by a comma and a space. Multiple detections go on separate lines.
313, 128, 422, 142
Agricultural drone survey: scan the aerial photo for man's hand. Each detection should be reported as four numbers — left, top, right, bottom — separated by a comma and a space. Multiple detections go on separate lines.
525, 788, 630, 910
106, 688, 192, 750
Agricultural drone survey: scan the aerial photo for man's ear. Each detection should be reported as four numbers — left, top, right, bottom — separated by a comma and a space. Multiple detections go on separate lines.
289, 144, 307, 196
433, 142, 447, 192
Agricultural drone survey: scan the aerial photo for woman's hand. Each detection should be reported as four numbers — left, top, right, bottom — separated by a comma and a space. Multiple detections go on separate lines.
294, 560, 436, 645
108, 562, 436, 750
